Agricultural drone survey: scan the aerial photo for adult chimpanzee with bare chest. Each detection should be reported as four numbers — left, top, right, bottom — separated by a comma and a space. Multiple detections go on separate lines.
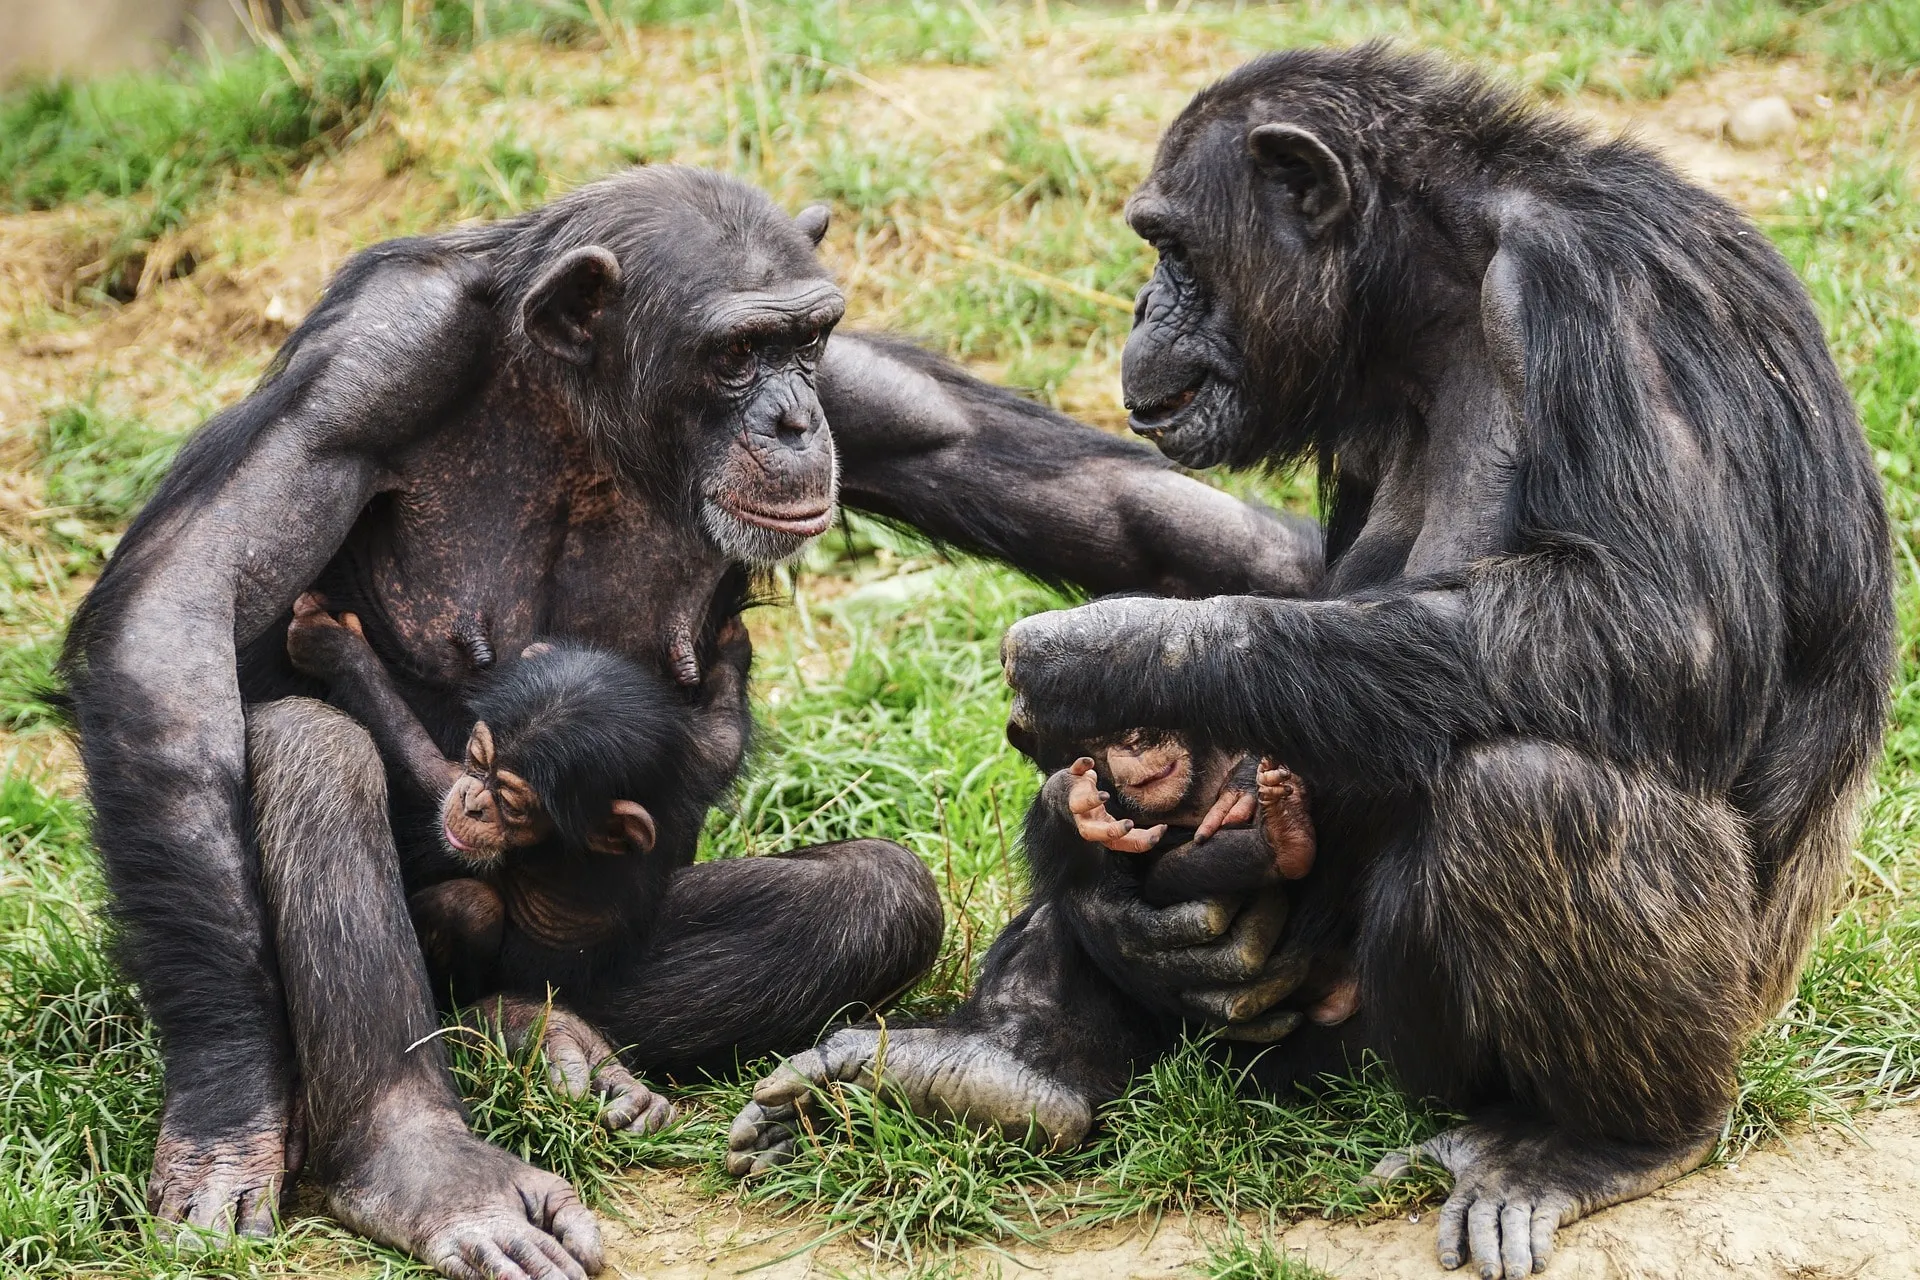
731, 49, 1894, 1277
61, 166, 1320, 1278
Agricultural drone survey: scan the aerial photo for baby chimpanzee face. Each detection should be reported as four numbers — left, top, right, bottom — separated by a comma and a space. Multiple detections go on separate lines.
1098, 731, 1245, 827
441, 720, 553, 863
1102, 732, 1196, 815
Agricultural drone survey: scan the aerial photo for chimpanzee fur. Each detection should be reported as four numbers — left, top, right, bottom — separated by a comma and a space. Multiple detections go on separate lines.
58, 162, 1319, 1278
735, 47, 1894, 1278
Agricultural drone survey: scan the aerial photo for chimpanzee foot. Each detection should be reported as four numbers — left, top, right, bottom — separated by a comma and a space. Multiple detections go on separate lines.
478, 995, 674, 1134
326, 1110, 603, 1280
1365, 1108, 1714, 1278
725, 1026, 1094, 1177
149, 1111, 293, 1243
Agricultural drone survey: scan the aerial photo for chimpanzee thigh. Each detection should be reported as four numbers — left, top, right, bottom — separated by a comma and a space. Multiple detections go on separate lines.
1367, 738, 1758, 1144
578, 839, 946, 1077
246, 697, 455, 1173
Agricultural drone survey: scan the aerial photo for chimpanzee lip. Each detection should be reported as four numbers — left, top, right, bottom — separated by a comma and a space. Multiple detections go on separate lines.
442, 822, 478, 853
1128, 377, 1207, 435
717, 495, 834, 536
1119, 759, 1180, 789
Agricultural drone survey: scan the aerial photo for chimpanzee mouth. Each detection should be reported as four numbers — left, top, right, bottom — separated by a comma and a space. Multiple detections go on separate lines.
441, 821, 498, 867
714, 495, 834, 537
1127, 377, 1207, 439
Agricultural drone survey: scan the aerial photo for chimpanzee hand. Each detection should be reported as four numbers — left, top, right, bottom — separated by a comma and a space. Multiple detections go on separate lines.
1064, 757, 1168, 853
469, 995, 675, 1134
286, 591, 372, 681
1002, 596, 1197, 743
1059, 862, 1308, 1043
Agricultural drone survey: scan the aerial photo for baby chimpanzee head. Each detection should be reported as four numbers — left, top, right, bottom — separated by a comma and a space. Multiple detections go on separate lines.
441, 642, 688, 865
1010, 723, 1237, 827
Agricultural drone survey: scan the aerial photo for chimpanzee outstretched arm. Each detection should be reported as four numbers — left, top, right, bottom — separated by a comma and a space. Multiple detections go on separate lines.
1003, 590, 1490, 792
820, 334, 1323, 600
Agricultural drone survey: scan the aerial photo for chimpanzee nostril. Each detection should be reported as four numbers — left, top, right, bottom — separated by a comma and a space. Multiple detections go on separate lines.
774, 407, 813, 445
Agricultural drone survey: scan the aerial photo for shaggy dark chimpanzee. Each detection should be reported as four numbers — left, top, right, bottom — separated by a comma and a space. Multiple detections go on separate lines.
731, 48, 1894, 1278
60, 164, 1321, 1279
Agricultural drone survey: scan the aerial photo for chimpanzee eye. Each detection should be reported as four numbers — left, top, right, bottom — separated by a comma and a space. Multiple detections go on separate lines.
797, 327, 826, 360
716, 336, 757, 382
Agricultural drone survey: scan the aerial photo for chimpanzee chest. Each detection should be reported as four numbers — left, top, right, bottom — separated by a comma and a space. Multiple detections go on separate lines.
320, 391, 736, 694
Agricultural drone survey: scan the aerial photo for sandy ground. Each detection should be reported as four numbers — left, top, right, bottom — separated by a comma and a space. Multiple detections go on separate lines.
588, 1104, 1920, 1278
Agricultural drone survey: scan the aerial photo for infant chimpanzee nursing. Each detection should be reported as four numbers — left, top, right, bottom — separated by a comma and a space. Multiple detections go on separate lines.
285, 592, 750, 1128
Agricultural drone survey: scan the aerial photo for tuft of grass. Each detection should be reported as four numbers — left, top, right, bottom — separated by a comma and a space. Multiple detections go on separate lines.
450, 999, 713, 1206
1200, 1221, 1338, 1280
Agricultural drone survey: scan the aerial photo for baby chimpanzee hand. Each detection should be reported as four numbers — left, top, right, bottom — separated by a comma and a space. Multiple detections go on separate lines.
1065, 757, 1167, 854
286, 591, 371, 680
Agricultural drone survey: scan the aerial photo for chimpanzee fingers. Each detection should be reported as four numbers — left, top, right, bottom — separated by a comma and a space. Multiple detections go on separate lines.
747, 1139, 795, 1175
1215, 1008, 1303, 1042
750, 1054, 825, 1110
455, 1238, 535, 1280
292, 591, 329, 619
542, 1045, 595, 1099
1194, 788, 1255, 842
1361, 1149, 1416, 1190
1176, 891, 1290, 985
1104, 823, 1166, 854
539, 1190, 602, 1277
1435, 1188, 1473, 1271
1531, 1201, 1567, 1273
502, 1234, 574, 1280
637, 1092, 677, 1134
234, 1183, 278, 1238
1180, 946, 1309, 1023
1110, 895, 1238, 956
341, 611, 364, 638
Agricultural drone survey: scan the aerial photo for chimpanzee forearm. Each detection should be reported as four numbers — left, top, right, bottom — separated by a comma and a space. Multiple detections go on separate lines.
318, 646, 460, 809
1004, 591, 1491, 790
822, 335, 1323, 600
1022, 769, 1103, 902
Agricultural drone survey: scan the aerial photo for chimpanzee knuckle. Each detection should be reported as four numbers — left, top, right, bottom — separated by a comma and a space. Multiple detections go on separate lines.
752, 1054, 822, 1106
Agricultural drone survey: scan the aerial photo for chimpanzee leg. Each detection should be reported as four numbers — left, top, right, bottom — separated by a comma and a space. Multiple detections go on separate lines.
246, 699, 602, 1280
725, 890, 1173, 1175
1366, 739, 1753, 1277
581, 839, 944, 1076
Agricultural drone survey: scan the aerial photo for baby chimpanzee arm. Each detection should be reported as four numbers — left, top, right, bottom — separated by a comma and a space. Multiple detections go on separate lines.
285, 593, 459, 808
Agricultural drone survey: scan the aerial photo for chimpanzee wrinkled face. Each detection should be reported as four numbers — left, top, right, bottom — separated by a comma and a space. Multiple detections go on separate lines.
1120, 107, 1354, 469
688, 269, 845, 566
515, 169, 847, 567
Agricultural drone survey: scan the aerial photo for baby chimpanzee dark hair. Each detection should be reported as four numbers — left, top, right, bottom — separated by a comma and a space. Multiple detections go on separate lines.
465, 643, 692, 855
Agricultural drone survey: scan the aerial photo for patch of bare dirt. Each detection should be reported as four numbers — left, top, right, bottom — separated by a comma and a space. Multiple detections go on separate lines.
587, 1104, 1920, 1278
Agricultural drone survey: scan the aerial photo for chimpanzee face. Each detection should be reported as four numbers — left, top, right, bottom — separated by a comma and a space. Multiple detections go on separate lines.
517, 173, 846, 568
686, 274, 845, 567
441, 721, 550, 864
1120, 110, 1353, 469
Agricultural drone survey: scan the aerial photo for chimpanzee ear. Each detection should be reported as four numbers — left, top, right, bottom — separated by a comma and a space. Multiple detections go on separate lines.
520, 641, 554, 660
522, 245, 623, 366
591, 799, 656, 856
794, 203, 831, 247
1247, 123, 1352, 235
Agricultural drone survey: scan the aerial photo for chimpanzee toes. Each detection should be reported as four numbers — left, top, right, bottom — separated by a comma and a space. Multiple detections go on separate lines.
148, 1119, 290, 1247
726, 1100, 801, 1176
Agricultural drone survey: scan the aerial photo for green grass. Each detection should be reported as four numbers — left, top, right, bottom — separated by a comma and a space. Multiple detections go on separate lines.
0, 0, 1918, 1275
